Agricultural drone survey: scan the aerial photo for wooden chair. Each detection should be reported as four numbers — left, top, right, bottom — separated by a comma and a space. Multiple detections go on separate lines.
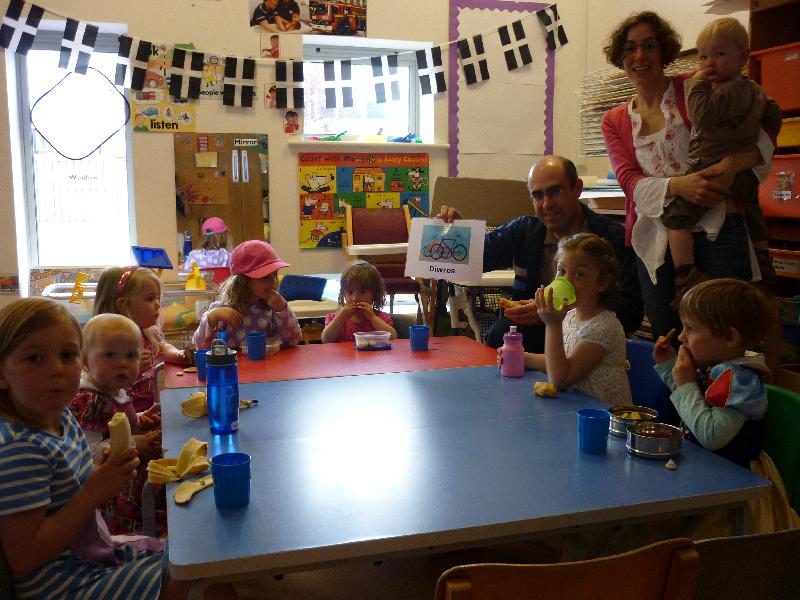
345, 204, 430, 321
434, 538, 699, 600
694, 528, 800, 600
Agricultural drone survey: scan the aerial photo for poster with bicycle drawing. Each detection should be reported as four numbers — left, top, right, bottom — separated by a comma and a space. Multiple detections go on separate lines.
405, 218, 485, 282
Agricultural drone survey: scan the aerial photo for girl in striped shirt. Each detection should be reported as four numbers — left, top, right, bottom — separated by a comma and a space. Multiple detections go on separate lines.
0, 298, 231, 599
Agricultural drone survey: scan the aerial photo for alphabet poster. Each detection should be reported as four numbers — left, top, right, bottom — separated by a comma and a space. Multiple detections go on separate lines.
405, 218, 485, 282
298, 152, 429, 249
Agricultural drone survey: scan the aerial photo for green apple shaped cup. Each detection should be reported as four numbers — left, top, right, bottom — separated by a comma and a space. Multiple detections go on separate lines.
544, 276, 576, 310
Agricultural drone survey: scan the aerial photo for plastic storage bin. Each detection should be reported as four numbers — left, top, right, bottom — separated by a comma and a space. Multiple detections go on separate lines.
778, 118, 800, 148
759, 154, 800, 218
751, 42, 800, 112
770, 249, 800, 279
41, 281, 217, 346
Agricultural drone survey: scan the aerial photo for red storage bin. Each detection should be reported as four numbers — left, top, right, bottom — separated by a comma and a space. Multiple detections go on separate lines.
759, 154, 800, 218
751, 42, 800, 112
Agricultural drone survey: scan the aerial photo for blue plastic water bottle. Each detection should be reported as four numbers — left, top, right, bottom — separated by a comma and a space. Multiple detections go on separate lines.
206, 339, 239, 434
182, 230, 192, 261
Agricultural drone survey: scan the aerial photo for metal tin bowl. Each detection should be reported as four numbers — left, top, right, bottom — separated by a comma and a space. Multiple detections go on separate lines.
626, 422, 682, 459
608, 404, 658, 437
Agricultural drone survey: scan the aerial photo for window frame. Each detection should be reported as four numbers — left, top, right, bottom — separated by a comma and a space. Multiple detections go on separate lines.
302, 35, 432, 139
14, 26, 135, 267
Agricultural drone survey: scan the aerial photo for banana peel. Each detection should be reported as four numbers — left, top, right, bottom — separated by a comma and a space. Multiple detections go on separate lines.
174, 474, 214, 505
147, 437, 210, 484
181, 391, 257, 418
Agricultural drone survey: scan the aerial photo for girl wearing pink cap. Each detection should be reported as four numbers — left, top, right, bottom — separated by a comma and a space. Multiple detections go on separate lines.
192, 240, 301, 350
182, 216, 232, 271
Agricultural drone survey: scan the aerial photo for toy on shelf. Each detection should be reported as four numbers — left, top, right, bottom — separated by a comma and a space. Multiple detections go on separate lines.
184, 261, 207, 291
308, 131, 347, 142
131, 246, 173, 277
387, 133, 421, 143
69, 272, 90, 304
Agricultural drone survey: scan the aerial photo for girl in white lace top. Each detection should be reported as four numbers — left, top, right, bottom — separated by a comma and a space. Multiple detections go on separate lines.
520, 233, 631, 404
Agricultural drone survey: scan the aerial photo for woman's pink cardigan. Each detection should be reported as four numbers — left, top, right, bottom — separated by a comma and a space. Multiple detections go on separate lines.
600, 73, 692, 245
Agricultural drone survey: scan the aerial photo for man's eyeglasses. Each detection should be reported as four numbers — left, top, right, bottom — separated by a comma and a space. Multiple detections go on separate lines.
530, 185, 564, 203
622, 39, 660, 56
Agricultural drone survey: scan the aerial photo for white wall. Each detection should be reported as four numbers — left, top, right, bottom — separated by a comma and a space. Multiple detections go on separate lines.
0, 0, 750, 304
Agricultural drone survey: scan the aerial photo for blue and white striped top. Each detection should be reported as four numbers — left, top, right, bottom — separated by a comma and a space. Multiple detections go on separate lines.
0, 410, 163, 599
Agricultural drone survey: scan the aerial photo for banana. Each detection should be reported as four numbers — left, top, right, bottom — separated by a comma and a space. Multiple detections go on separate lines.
108, 412, 132, 456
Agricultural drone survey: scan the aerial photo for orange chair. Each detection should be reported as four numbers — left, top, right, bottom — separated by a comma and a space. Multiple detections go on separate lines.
435, 538, 698, 600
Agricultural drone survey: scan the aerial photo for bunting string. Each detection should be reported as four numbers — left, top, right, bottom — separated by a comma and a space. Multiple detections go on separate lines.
0, 0, 568, 107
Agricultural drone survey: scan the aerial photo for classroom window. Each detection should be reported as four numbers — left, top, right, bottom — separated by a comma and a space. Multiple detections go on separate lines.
302, 36, 433, 140
15, 30, 133, 267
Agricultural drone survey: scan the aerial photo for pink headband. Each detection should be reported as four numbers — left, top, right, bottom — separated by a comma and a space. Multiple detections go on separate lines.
116, 266, 138, 296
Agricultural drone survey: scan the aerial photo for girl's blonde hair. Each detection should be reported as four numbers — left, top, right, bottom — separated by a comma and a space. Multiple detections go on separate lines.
215, 274, 261, 312
338, 260, 387, 311
697, 17, 749, 53
0, 298, 82, 421
556, 233, 620, 307
679, 278, 775, 348
93, 266, 162, 319
202, 231, 229, 251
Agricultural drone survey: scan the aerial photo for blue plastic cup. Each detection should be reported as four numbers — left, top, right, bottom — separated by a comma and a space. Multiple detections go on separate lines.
577, 408, 611, 455
211, 452, 251, 509
409, 325, 430, 351
195, 349, 208, 381
246, 331, 267, 360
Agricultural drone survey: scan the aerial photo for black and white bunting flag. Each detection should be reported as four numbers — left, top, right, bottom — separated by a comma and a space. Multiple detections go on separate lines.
58, 19, 99, 74
457, 35, 489, 85
0, 0, 43, 54
498, 20, 532, 71
115, 36, 153, 90
370, 54, 401, 104
415, 46, 446, 95
537, 4, 568, 50
223, 56, 256, 107
323, 60, 353, 109
275, 60, 304, 109
169, 48, 205, 100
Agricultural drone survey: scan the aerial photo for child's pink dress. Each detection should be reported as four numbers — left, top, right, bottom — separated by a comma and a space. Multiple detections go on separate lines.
324, 310, 394, 343
70, 374, 166, 537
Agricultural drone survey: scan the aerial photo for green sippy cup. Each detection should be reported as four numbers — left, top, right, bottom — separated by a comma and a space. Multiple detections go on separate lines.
544, 276, 576, 309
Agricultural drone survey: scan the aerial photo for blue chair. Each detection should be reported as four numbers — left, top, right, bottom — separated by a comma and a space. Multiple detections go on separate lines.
626, 338, 677, 424
278, 275, 327, 302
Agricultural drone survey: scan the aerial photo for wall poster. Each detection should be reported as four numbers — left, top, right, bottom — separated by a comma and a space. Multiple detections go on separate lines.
297, 152, 429, 249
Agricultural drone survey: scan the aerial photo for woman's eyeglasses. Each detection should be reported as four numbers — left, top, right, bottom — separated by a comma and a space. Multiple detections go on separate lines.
622, 39, 660, 56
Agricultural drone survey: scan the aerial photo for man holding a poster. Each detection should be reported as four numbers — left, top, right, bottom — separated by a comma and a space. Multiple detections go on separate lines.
438, 156, 643, 352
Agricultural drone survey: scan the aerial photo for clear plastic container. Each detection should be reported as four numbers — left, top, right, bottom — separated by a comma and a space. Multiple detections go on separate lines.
354, 331, 392, 350
265, 337, 282, 355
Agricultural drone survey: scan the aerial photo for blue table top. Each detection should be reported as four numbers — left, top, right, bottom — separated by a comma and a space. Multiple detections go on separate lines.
160, 366, 769, 580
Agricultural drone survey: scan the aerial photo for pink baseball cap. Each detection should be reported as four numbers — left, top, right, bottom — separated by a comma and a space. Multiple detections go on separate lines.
202, 217, 228, 235
230, 240, 290, 279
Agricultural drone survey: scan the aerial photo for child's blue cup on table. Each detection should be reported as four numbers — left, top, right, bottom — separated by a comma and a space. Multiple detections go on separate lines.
211, 452, 251, 508
409, 325, 430, 351
195, 349, 208, 381
576, 408, 610, 455
246, 331, 267, 360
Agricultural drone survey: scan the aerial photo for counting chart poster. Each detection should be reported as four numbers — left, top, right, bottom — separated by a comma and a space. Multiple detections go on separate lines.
405, 218, 485, 282
297, 152, 429, 249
